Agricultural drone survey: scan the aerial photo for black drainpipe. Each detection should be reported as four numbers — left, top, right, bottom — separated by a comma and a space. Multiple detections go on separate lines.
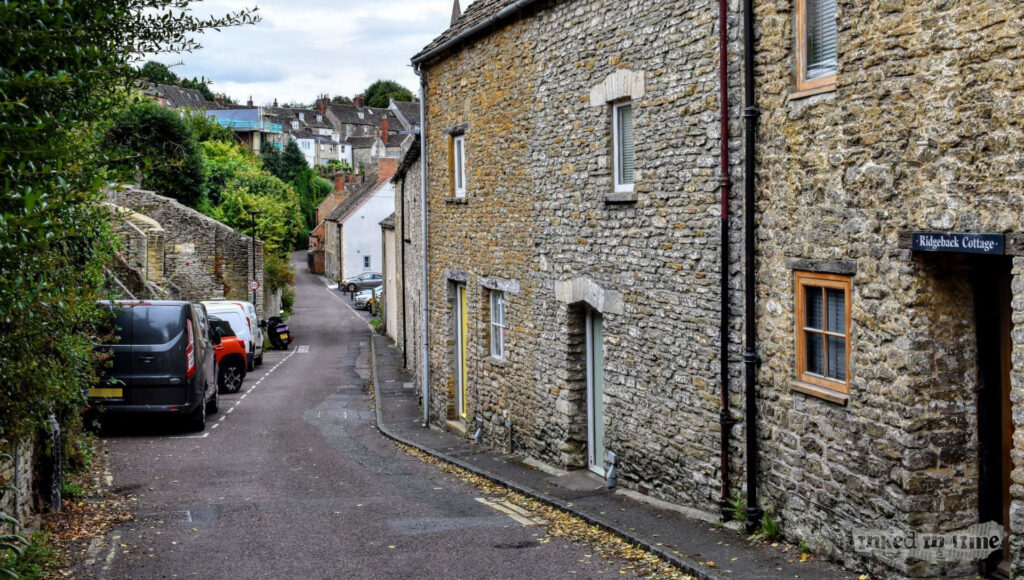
717, 0, 735, 514
400, 175, 409, 368
742, 0, 763, 534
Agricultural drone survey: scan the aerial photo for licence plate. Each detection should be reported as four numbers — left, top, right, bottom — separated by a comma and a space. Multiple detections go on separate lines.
280, 333, 289, 340
89, 387, 123, 398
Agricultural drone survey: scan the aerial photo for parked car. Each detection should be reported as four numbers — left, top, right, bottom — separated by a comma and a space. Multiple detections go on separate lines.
210, 316, 247, 393
231, 300, 263, 367
340, 272, 382, 293
202, 301, 257, 372
91, 300, 219, 431
355, 287, 382, 312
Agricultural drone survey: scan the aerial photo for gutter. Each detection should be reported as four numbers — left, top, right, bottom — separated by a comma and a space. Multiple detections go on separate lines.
410, 0, 543, 66
415, 65, 430, 428
741, 0, 763, 534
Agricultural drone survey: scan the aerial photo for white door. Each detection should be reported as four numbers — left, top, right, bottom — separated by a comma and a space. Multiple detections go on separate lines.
586, 309, 605, 475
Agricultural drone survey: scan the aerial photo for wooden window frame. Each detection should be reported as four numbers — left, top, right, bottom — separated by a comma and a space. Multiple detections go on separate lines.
793, 271, 850, 403
612, 101, 634, 193
794, 0, 837, 97
453, 134, 467, 198
489, 290, 506, 360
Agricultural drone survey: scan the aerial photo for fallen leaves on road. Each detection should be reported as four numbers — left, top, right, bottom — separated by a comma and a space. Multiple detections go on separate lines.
396, 442, 696, 579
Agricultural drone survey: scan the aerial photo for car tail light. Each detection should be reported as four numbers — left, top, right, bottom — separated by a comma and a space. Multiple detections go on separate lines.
185, 319, 196, 378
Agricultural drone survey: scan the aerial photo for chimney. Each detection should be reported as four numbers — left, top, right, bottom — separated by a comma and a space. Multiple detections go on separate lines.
378, 157, 398, 182
214, 94, 224, 106
381, 117, 389, 140
353, 94, 365, 108
273, 98, 279, 107
334, 175, 346, 192
451, 0, 462, 26
316, 94, 329, 115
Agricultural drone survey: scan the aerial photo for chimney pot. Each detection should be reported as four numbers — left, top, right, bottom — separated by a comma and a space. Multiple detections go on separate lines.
353, 94, 365, 108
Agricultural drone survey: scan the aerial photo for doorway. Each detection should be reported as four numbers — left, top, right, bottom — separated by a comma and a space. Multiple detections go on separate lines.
974, 257, 1013, 574
454, 284, 468, 419
586, 308, 605, 475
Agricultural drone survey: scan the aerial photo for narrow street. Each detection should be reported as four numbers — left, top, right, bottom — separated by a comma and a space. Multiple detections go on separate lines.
81, 254, 640, 579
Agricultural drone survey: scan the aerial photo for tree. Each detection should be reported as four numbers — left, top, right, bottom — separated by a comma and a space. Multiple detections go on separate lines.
208, 173, 304, 257
0, 1, 257, 444
137, 60, 179, 84
180, 76, 217, 101
362, 79, 414, 108
280, 140, 309, 183
260, 146, 284, 181
105, 101, 205, 206
331, 95, 353, 105
183, 109, 235, 144
200, 140, 262, 206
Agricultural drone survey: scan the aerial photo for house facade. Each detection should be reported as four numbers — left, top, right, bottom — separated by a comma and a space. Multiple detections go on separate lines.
409, 0, 1024, 577
322, 158, 399, 282
387, 137, 424, 381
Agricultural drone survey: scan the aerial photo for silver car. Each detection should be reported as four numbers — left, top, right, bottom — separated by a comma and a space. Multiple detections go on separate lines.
341, 272, 382, 293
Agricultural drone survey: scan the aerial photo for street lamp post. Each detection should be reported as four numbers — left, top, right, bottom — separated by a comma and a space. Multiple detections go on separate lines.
249, 209, 263, 307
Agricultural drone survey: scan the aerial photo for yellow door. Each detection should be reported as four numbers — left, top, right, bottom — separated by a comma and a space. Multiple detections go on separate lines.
455, 285, 468, 418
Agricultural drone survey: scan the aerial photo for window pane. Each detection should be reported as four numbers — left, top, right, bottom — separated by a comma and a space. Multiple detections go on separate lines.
806, 332, 824, 375
827, 335, 846, 380
826, 288, 845, 334
806, 0, 838, 79
805, 287, 823, 330
617, 104, 634, 185
454, 137, 465, 191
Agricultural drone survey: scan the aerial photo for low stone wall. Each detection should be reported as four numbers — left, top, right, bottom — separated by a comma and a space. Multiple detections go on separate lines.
107, 188, 266, 317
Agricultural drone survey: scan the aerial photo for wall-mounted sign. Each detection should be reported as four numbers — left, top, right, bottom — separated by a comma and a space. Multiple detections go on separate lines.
911, 232, 1004, 255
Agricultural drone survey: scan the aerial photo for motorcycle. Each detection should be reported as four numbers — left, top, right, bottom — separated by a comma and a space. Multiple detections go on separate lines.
264, 316, 293, 350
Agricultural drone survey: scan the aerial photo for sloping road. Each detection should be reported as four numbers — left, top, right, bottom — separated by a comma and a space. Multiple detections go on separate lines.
84, 253, 638, 579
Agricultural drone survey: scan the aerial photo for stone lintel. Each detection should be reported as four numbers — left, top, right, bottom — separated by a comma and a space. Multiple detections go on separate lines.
589, 69, 646, 107
443, 122, 470, 136
785, 257, 857, 276
445, 268, 469, 282
554, 277, 623, 315
479, 276, 521, 294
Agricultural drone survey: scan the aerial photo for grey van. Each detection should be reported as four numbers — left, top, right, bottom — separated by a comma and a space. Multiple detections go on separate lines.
92, 300, 219, 431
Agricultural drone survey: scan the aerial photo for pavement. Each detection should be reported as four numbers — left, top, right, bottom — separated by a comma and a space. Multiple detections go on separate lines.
370, 321, 864, 580
78, 253, 657, 579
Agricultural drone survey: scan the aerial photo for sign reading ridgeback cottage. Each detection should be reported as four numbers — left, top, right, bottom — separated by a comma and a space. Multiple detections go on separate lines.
911, 232, 1005, 255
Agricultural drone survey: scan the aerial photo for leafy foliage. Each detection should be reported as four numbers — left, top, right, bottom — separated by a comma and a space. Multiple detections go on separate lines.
362, 79, 414, 108
104, 101, 205, 206
279, 141, 309, 184
199, 140, 263, 206
259, 146, 284, 180
330, 95, 353, 105
0, 0, 257, 442
182, 110, 235, 145
136, 60, 221, 102
205, 173, 304, 258
724, 492, 746, 523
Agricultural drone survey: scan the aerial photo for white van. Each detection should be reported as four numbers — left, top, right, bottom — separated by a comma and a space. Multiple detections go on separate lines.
231, 301, 263, 367
202, 301, 258, 371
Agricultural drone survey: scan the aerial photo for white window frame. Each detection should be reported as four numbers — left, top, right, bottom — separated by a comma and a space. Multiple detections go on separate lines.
453, 134, 467, 198
612, 101, 635, 193
489, 290, 506, 359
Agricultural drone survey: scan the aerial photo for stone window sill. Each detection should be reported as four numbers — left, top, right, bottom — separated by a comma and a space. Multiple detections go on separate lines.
789, 84, 836, 101
790, 379, 848, 405
445, 197, 468, 205
485, 355, 510, 368
604, 191, 637, 204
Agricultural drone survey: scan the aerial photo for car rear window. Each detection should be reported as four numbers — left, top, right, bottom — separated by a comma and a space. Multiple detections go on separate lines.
213, 312, 247, 336
132, 306, 184, 345
210, 319, 236, 337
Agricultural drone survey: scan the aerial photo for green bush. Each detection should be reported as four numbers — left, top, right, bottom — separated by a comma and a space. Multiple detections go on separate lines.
281, 287, 295, 317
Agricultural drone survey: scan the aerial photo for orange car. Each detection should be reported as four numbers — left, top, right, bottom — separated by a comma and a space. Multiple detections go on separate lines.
210, 316, 247, 393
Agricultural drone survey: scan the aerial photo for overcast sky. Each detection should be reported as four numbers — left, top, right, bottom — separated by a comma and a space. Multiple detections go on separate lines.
157, 0, 474, 106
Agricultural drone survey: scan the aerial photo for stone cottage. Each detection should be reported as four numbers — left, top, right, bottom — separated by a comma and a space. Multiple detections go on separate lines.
409, 0, 1024, 577
412, 0, 745, 536
386, 136, 424, 382
322, 158, 399, 282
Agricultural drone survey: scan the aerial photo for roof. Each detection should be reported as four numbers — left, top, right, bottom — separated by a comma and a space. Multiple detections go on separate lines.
379, 213, 396, 229
149, 83, 216, 109
386, 132, 410, 148
328, 104, 390, 127
392, 136, 422, 183
345, 136, 380, 149
391, 100, 421, 128
413, 0, 520, 63
326, 177, 381, 223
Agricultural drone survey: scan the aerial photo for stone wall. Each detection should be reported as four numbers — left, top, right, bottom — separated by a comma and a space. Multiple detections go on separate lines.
421, 0, 745, 517
753, 0, 1024, 575
394, 156, 424, 381
107, 188, 266, 317
0, 441, 35, 533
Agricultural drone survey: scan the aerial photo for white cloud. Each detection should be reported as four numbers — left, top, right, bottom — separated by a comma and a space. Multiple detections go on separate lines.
155, 0, 477, 105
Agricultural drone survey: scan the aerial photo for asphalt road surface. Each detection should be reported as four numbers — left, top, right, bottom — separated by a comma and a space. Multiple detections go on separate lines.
83, 253, 640, 579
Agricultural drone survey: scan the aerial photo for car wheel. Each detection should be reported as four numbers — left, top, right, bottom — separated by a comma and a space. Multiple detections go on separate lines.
220, 361, 245, 394
207, 386, 219, 414
256, 352, 264, 366
247, 352, 255, 371
189, 398, 206, 432
347, 283, 357, 292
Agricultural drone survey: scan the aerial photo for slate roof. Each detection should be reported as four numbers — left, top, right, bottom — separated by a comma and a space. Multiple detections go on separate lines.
386, 132, 411, 148
379, 212, 396, 229
392, 136, 422, 183
392, 100, 421, 128
345, 136, 380, 149
413, 0, 520, 63
326, 177, 381, 223
149, 83, 217, 109
328, 104, 390, 127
